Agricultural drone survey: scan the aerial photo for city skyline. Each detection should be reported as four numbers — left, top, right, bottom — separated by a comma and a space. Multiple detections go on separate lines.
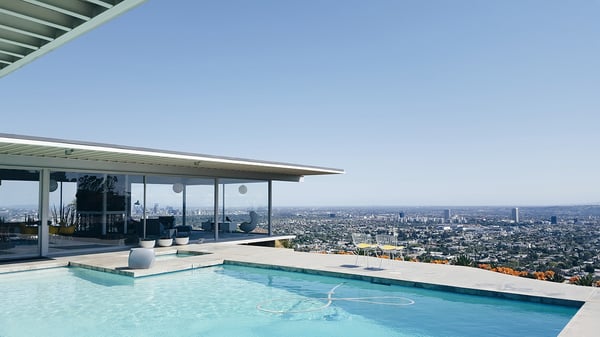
1, 1, 599, 207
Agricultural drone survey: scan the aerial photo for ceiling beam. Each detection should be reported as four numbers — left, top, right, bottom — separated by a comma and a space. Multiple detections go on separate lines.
0, 14, 57, 40
0, 0, 147, 78
23, 0, 95, 21
0, 2, 79, 32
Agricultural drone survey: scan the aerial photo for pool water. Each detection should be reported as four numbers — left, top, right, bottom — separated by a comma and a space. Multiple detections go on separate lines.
155, 251, 207, 260
0, 265, 578, 337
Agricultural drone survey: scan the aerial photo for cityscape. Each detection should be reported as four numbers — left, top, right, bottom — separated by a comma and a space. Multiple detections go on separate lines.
270, 205, 600, 285
2, 204, 600, 286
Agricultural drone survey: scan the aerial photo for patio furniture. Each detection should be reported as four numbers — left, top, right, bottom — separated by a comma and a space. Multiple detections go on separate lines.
175, 225, 192, 236
351, 233, 378, 268
201, 221, 237, 232
375, 234, 404, 268
135, 218, 165, 238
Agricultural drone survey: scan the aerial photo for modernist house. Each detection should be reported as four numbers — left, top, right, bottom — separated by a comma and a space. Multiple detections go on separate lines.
0, 133, 343, 261
0, 0, 343, 261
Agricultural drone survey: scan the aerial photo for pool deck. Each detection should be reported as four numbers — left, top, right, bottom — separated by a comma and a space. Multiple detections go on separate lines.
1, 240, 598, 337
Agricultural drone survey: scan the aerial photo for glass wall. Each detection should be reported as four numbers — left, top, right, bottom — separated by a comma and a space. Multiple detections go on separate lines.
47, 171, 136, 255
136, 176, 213, 239
177, 178, 214, 230
0, 168, 40, 261
221, 179, 269, 235
2, 167, 272, 259
130, 177, 270, 237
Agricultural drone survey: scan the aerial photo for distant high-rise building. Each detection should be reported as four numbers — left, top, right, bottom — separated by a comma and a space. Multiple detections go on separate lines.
512, 208, 519, 223
550, 216, 558, 224
443, 209, 451, 222
398, 211, 406, 223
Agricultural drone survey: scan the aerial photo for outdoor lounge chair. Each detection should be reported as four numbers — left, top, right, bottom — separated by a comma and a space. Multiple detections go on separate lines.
239, 211, 258, 233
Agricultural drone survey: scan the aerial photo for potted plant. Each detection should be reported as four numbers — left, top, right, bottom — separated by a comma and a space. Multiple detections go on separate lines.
174, 234, 189, 245
139, 237, 155, 248
157, 236, 173, 247
52, 203, 77, 236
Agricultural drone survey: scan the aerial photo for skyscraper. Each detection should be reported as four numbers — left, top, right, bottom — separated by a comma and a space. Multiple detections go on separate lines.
443, 209, 451, 222
511, 208, 519, 223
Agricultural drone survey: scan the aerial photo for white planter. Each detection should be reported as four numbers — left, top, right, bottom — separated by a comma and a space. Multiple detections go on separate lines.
174, 236, 189, 245
157, 238, 173, 247
139, 239, 155, 248
128, 248, 155, 269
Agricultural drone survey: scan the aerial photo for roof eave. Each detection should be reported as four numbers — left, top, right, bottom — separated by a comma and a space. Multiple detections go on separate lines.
0, 133, 345, 181
0, 0, 147, 78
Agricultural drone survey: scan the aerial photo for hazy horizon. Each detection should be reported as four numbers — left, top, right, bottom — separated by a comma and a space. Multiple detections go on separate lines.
3, 202, 600, 210
2, 1, 599, 206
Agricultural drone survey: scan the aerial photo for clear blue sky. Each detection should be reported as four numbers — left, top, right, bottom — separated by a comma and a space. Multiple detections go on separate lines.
2, 1, 599, 207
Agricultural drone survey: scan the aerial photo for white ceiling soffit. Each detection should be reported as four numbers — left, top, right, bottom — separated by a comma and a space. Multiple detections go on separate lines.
0, 0, 147, 78
0, 134, 345, 180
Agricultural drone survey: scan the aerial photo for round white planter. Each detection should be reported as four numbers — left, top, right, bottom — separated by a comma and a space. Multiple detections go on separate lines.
139, 239, 155, 248
157, 238, 173, 247
174, 236, 189, 245
128, 248, 155, 269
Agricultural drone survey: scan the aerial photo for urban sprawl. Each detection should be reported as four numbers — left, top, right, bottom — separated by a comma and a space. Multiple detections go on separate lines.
272, 205, 600, 286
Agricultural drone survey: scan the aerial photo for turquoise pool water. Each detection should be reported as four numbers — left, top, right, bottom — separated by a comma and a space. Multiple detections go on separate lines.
0, 265, 577, 337
155, 251, 206, 260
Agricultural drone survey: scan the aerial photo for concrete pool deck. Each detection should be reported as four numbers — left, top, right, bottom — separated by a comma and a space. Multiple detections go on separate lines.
1, 241, 598, 337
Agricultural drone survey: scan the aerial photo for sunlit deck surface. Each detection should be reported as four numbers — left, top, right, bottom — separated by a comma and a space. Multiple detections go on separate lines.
1, 240, 598, 337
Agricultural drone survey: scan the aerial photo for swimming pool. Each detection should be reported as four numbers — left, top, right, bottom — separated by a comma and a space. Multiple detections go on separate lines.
0, 265, 577, 337
155, 251, 208, 260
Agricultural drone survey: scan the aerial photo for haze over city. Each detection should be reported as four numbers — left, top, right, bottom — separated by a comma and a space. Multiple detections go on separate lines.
1, 1, 599, 207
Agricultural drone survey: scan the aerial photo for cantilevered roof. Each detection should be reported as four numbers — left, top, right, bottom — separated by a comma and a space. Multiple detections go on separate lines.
0, 0, 147, 78
0, 133, 344, 182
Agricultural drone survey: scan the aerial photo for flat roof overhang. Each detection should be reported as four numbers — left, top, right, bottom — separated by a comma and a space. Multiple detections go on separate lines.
0, 0, 147, 78
0, 133, 344, 182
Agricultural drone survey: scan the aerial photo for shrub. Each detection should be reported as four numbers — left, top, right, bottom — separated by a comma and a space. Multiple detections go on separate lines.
572, 273, 595, 286
453, 254, 474, 267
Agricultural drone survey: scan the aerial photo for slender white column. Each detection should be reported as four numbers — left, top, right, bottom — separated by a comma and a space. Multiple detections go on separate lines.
213, 178, 219, 241
182, 184, 186, 226
39, 169, 50, 256
268, 180, 272, 236
142, 175, 147, 238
